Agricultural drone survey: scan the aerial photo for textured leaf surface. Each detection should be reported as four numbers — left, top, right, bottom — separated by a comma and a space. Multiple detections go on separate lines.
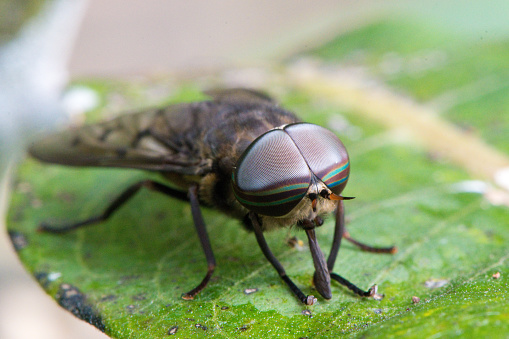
7, 18, 509, 338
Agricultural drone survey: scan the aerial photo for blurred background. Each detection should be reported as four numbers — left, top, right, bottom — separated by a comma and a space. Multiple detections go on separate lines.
1, 0, 508, 338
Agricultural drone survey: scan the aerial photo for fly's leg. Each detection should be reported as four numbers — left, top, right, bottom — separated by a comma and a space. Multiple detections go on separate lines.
39, 180, 217, 299
38, 180, 188, 233
325, 200, 345, 272
343, 231, 397, 254
325, 201, 382, 299
181, 184, 216, 300
248, 212, 317, 306
329, 273, 380, 298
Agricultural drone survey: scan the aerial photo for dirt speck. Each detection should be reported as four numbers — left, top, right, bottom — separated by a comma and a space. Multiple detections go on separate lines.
424, 278, 449, 289
167, 325, 178, 335
195, 324, 207, 331
301, 309, 312, 317
238, 325, 249, 332
287, 236, 305, 251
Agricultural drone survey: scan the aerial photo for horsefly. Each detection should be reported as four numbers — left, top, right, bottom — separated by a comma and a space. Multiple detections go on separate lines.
29, 88, 396, 305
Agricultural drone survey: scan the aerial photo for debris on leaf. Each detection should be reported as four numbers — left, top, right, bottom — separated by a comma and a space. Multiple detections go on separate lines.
301, 309, 312, 317
167, 326, 178, 335
424, 278, 449, 289
244, 288, 258, 295
47, 272, 62, 281
286, 236, 305, 251
195, 324, 207, 331
238, 325, 249, 332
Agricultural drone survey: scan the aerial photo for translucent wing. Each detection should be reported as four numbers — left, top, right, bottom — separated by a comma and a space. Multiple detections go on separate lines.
29, 103, 213, 175
204, 88, 275, 105
29, 88, 292, 176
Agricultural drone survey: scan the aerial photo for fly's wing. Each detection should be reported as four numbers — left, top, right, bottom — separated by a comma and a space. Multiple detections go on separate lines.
204, 88, 276, 106
29, 103, 213, 175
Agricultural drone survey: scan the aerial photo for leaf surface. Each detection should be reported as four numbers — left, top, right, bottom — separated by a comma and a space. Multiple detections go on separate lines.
7, 18, 509, 338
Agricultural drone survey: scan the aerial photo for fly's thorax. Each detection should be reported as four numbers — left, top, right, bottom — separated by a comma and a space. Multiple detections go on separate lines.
200, 104, 299, 164
195, 114, 300, 217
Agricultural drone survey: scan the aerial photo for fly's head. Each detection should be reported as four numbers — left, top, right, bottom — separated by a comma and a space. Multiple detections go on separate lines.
232, 122, 352, 300
232, 122, 352, 228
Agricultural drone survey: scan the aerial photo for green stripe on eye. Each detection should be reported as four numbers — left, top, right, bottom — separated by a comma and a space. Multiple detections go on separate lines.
232, 172, 310, 196
326, 175, 348, 188
234, 191, 306, 207
240, 183, 309, 196
321, 161, 349, 182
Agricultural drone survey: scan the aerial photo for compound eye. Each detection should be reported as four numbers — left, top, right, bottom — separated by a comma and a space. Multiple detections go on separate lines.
233, 129, 311, 216
285, 123, 350, 195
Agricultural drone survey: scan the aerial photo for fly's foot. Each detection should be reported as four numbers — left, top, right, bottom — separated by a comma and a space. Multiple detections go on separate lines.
368, 285, 384, 301
305, 295, 317, 305
181, 293, 195, 301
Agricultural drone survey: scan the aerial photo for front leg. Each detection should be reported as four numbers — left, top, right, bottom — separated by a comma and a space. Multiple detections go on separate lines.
326, 201, 382, 298
248, 212, 317, 306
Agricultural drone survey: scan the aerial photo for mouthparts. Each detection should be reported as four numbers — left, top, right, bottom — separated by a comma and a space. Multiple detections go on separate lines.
305, 227, 331, 299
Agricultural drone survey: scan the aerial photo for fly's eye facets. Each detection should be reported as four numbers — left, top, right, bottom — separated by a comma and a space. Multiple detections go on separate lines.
284, 123, 350, 195
233, 123, 350, 216
233, 129, 311, 216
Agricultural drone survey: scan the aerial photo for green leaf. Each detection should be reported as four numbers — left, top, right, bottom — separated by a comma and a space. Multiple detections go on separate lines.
7, 19, 509, 338
311, 19, 509, 155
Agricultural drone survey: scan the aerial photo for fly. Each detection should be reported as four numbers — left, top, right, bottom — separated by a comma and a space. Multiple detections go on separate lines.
29, 88, 396, 305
